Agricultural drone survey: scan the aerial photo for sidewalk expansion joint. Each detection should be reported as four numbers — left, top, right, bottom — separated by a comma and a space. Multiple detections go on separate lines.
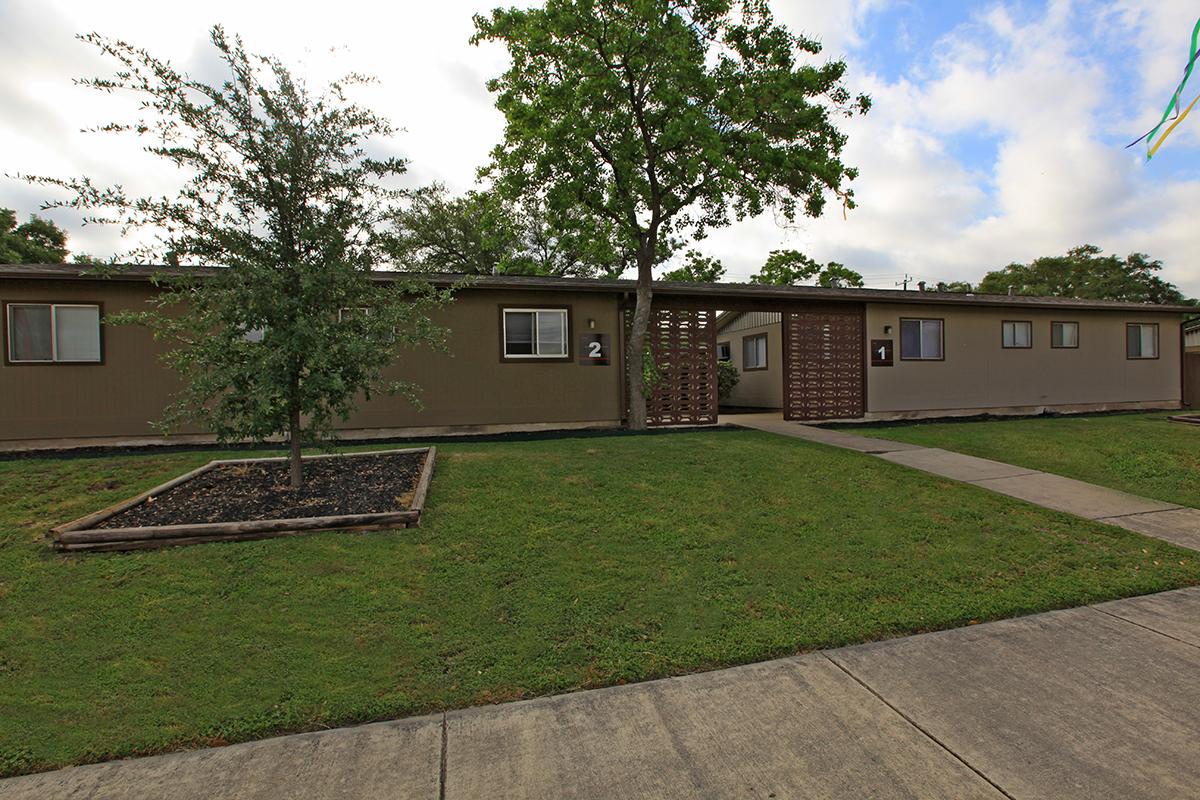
1088, 606, 1200, 651
960, 471, 1042, 482
822, 653, 1017, 800
439, 711, 448, 800
1095, 507, 1184, 522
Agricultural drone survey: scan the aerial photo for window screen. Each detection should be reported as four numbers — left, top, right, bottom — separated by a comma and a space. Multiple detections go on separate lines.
7, 303, 101, 363
1126, 324, 1158, 359
535, 310, 566, 356
1051, 322, 1078, 348
1002, 321, 1032, 348
900, 319, 942, 360
503, 309, 567, 358
54, 306, 101, 362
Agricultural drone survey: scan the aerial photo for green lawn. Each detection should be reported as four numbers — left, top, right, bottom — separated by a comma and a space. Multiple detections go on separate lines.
843, 412, 1200, 509
2, 429, 1199, 777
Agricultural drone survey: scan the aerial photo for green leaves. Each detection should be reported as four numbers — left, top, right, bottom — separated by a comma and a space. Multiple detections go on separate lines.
659, 249, 725, 282
0, 209, 69, 264
475, 0, 868, 258
977, 245, 1194, 304
474, 0, 868, 426
385, 184, 630, 277
749, 249, 863, 288
22, 27, 452, 480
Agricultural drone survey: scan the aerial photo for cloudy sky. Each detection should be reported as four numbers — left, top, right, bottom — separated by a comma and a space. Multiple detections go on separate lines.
1, 0, 1197, 295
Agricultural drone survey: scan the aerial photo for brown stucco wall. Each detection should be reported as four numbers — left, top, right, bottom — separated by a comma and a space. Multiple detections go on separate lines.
0, 280, 624, 441
864, 303, 1183, 414
718, 321, 783, 408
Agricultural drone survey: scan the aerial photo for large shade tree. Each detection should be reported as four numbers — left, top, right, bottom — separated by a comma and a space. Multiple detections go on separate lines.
386, 183, 630, 277
750, 248, 863, 288
0, 209, 69, 264
22, 27, 451, 487
659, 249, 725, 282
473, 0, 868, 428
978, 245, 1192, 305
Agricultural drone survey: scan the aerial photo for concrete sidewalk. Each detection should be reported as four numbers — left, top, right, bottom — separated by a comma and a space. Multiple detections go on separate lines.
5, 587, 1200, 799
729, 414, 1200, 552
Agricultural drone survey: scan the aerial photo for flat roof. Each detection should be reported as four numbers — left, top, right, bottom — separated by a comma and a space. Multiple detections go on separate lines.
0, 263, 1194, 313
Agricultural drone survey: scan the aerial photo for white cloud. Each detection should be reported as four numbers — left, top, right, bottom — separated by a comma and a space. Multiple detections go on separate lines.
708, 0, 1200, 297
1, 0, 1197, 296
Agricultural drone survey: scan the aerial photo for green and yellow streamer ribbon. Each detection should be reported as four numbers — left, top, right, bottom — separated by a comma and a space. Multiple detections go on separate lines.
1127, 16, 1200, 159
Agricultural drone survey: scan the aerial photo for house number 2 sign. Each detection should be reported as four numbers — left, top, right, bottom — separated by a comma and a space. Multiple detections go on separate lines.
579, 333, 611, 366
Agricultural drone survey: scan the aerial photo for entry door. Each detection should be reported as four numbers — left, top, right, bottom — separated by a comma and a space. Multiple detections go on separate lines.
783, 309, 865, 421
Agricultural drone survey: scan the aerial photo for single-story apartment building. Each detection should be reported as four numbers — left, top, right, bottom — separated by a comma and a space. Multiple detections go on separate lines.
1, 263, 1192, 445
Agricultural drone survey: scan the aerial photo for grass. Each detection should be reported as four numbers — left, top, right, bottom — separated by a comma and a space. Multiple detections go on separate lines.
2, 428, 1199, 777
842, 412, 1200, 509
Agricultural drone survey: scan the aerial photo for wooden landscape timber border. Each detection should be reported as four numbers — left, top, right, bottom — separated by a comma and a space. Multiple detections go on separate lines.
51, 446, 437, 552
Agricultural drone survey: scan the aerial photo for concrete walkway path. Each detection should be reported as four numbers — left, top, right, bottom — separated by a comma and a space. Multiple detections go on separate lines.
728, 413, 1200, 552
5, 587, 1200, 799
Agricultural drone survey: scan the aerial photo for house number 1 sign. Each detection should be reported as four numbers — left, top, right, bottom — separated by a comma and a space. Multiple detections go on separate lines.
871, 339, 894, 367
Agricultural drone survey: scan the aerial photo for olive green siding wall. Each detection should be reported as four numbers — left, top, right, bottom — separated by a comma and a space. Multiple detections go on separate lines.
0, 279, 197, 440
0, 280, 624, 441
864, 303, 1182, 413
342, 289, 623, 429
717, 319, 783, 408
1, 276, 1186, 442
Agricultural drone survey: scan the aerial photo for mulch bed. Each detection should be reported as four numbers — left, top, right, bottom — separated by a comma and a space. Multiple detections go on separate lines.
95, 451, 426, 529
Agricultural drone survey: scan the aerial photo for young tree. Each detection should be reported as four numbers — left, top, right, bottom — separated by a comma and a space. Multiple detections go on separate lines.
750, 249, 863, 288
22, 27, 451, 488
0, 209, 69, 264
659, 249, 725, 282
978, 245, 1192, 304
473, 0, 868, 429
386, 183, 629, 277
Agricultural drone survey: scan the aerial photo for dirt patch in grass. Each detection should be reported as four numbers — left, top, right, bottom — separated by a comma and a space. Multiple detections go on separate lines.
95, 451, 426, 528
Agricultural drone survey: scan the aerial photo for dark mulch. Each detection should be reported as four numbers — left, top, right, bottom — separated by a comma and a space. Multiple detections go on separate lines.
95, 451, 427, 529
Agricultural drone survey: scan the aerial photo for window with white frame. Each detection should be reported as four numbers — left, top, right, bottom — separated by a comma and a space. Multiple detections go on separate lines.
899, 318, 943, 360
1002, 320, 1032, 349
742, 333, 767, 370
502, 308, 568, 358
1051, 321, 1079, 349
6, 303, 102, 363
1126, 323, 1158, 359
717, 341, 731, 361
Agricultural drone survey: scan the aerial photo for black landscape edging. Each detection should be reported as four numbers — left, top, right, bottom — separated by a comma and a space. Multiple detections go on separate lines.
817, 408, 1177, 431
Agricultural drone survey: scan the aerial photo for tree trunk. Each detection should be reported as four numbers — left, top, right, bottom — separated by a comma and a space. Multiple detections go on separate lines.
288, 406, 303, 490
625, 247, 655, 431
